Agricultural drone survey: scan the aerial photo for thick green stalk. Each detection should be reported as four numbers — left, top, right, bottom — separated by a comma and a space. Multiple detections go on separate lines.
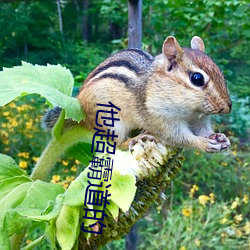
30, 125, 93, 181
11, 126, 93, 249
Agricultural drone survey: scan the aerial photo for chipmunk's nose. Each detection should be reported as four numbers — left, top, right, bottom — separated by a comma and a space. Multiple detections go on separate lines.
219, 101, 232, 114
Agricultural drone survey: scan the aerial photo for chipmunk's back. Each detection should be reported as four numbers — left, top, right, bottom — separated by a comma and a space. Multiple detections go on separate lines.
83, 48, 155, 88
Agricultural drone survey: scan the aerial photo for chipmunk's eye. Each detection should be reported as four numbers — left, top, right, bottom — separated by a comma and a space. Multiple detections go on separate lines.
190, 72, 204, 87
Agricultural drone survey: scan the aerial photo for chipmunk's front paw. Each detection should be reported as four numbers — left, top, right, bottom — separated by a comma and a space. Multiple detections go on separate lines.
129, 134, 156, 152
206, 133, 230, 152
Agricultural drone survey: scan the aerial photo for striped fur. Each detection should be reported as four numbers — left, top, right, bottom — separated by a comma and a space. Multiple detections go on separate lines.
84, 49, 154, 88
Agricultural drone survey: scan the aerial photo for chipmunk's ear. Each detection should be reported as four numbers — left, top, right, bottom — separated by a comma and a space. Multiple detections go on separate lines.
162, 36, 184, 63
191, 36, 205, 52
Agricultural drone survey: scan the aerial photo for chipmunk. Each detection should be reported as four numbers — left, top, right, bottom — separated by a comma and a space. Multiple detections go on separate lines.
44, 36, 232, 153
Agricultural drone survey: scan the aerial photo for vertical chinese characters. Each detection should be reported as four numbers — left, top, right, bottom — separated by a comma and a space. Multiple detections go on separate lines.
91, 102, 121, 154
81, 102, 120, 234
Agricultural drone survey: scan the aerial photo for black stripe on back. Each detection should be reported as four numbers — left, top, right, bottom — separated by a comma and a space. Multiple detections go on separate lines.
96, 73, 130, 85
125, 48, 154, 62
91, 60, 140, 79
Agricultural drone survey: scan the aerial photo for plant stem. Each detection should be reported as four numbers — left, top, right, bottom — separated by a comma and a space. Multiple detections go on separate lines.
30, 125, 93, 181
12, 126, 93, 249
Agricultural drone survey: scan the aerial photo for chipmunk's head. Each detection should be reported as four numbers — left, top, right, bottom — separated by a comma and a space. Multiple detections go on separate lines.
158, 36, 232, 115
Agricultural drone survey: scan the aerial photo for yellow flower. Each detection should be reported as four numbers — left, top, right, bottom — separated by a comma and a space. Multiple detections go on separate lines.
71, 165, 77, 172
3, 111, 9, 116
194, 238, 201, 247
11, 119, 18, 127
51, 175, 61, 183
18, 152, 30, 159
3, 138, 9, 145
232, 150, 237, 156
66, 176, 75, 182
179, 247, 186, 250
244, 221, 250, 234
209, 193, 215, 204
243, 195, 248, 204
198, 195, 210, 206
189, 184, 199, 197
26, 121, 33, 129
63, 182, 69, 189
32, 157, 39, 163
9, 102, 16, 108
234, 214, 243, 224
220, 217, 228, 224
17, 105, 30, 112
0, 130, 8, 138
62, 160, 69, 166
4, 147, 10, 152
182, 207, 192, 217
19, 161, 28, 169
231, 198, 240, 209
75, 159, 81, 165
221, 162, 228, 167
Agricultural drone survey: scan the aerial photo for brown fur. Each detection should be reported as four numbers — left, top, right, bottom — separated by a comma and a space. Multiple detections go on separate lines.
77, 36, 232, 152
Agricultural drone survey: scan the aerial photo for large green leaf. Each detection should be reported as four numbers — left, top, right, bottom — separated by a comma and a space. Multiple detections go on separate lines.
0, 154, 65, 247
0, 62, 84, 121
56, 205, 80, 250
20, 181, 64, 212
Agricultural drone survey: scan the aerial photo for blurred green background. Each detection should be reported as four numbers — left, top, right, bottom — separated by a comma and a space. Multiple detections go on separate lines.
0, 0, 249, 249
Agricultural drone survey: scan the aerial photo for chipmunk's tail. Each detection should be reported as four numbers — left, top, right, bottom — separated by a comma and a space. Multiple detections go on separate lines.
41, 106, 62, 130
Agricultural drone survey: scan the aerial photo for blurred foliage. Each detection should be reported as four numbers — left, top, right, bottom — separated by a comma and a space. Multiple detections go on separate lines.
137, 194, 249, 249
0, 0, 249, 96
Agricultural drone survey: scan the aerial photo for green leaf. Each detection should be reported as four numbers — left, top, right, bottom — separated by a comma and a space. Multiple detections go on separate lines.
0, 182, 32, 215
26, 201, 63, 222
0, 176, 32, 201
56, 205, 80, 250
0, 154, 30, 181
0, 231, 10, 250
104, 169, 136, 212
0, 62, 85, 122
63, 170, 89, 207
3, 210, 31, 238
45, 220, 56, 249
66, 142, 93, 166
20, 181, 64, 212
